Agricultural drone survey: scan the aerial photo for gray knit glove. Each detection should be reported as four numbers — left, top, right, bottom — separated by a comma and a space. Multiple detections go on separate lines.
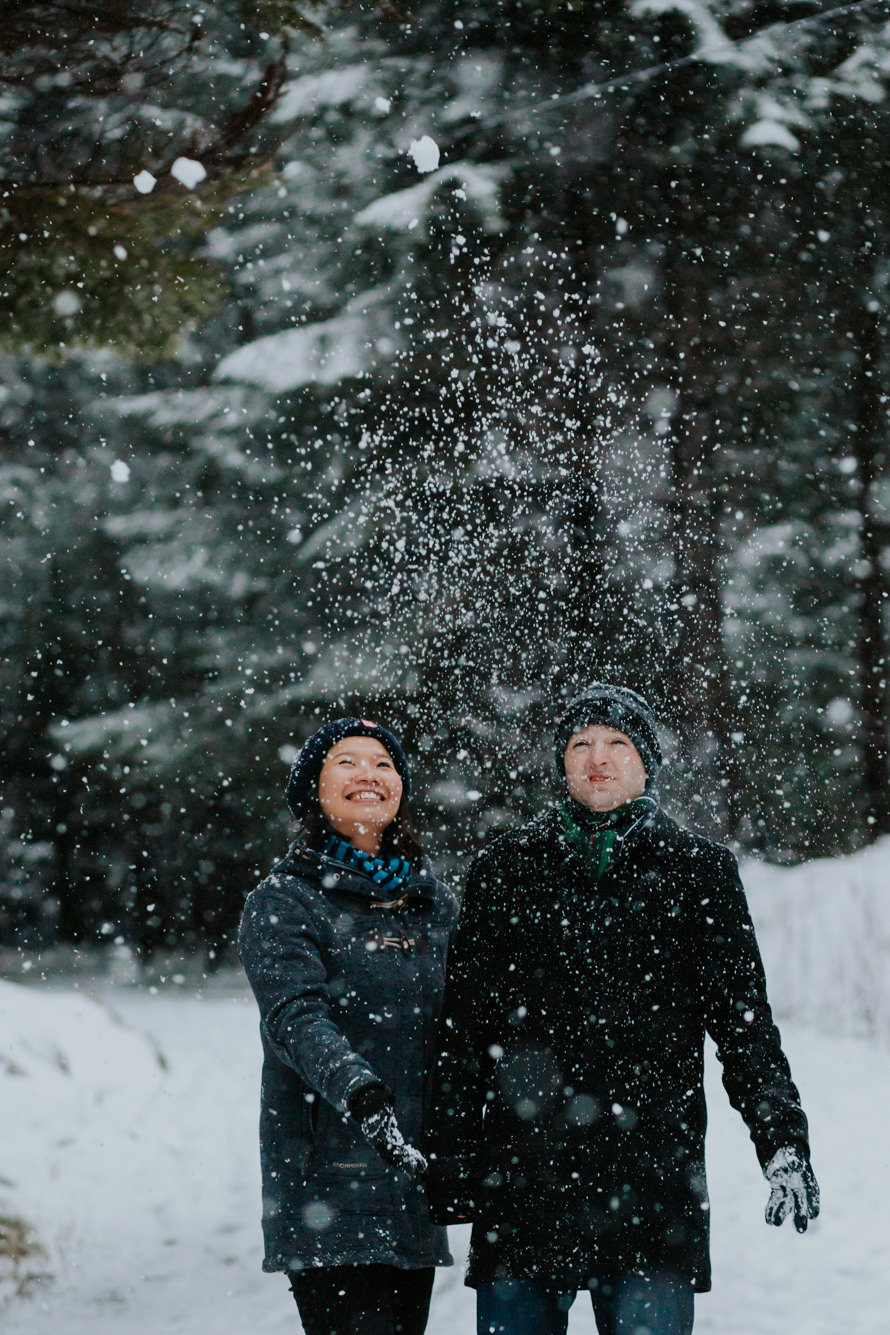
764, 1146, 820, 1233
348, 1083, 428, 1180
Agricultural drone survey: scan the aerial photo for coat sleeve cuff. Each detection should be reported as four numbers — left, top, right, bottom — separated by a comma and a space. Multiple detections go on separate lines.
755, 1130, 810, 1171
328, 1065, 381, 1115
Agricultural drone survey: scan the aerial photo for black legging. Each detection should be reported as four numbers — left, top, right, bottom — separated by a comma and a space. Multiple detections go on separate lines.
288, 1263, 436, 1335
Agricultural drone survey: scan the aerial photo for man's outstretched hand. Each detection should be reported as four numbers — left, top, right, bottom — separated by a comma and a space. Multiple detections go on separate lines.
764, 1146, 820, 1233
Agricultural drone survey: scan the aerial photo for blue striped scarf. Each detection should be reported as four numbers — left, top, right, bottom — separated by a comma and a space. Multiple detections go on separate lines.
324, 835, 413, 896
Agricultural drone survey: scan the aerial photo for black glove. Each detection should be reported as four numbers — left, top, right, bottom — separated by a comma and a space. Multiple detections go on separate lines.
348, 1082, 428, 1180
764, 1146, 820, 1233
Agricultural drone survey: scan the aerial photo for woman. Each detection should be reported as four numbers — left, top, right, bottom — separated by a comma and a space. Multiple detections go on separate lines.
239, 716, 457, 1335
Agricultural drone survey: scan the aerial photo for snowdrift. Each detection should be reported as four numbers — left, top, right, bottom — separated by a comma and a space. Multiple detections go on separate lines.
743, 836, 890, 1044
0, 982, 166, 1300
0, 835, 888, 1316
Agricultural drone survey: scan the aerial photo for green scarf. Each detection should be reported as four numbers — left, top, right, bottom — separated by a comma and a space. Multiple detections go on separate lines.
558, 795, 657, 883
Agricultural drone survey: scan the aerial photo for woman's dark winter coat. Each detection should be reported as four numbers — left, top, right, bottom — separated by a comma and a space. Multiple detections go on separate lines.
238, 842, 458, 1274
427, 806, 810, 1292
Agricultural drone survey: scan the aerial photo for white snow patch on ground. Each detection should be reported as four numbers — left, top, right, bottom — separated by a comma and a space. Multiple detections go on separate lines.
3, 838, 890, 1331
0, 981, 166, 1303
742, 837, 890, 1044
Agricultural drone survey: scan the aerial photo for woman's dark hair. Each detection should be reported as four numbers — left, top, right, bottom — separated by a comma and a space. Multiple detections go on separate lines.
296, 792, 424, 864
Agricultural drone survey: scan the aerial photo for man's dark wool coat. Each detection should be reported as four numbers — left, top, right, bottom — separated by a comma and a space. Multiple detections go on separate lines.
238, 842, 457, 1274
427, 806, 811, 1292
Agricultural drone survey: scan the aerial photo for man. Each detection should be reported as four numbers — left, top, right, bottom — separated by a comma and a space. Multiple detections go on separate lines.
427, 683, 819, 1335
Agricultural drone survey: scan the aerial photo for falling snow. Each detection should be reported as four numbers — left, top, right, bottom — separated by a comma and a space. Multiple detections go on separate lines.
2, 841, 889, 1332
170, 157, 208, 189
3, 5, 890, 1329
407, 135, 441, 173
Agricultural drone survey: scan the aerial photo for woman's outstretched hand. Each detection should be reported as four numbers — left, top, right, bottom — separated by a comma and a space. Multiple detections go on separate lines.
348, 1082, 428, 1180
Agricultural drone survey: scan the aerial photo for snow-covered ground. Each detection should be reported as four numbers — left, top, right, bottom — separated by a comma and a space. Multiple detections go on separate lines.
2, 840, 889, 1333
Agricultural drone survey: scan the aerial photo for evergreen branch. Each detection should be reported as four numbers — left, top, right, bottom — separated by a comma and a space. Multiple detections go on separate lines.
478, 0, 890, 125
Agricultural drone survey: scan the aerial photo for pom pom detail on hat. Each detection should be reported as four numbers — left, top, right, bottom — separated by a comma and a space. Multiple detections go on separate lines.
285, 717, 411, 816
553, 683, 663, 780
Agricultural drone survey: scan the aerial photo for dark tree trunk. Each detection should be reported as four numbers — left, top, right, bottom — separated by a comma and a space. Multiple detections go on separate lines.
51, 784, 82, 942
851, 295, 890, 835
662, 246, 742, 838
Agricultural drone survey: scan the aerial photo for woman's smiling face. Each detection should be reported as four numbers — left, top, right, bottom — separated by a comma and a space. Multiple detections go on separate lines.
317, 735, 404, 853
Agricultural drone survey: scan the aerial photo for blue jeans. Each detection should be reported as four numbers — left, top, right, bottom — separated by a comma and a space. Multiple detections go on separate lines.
477, 1274, 694, 1335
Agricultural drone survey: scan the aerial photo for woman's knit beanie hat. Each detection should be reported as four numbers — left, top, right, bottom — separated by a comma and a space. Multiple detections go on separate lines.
553, 683, 663, 778
285, 717, 411, 816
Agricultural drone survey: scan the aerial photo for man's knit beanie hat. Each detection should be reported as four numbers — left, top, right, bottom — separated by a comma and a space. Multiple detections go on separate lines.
553, 683, 663, 779
285, 717, 411, 816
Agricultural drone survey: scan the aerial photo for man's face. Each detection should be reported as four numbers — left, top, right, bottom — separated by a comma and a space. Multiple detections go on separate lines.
563, 723, 648, 812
